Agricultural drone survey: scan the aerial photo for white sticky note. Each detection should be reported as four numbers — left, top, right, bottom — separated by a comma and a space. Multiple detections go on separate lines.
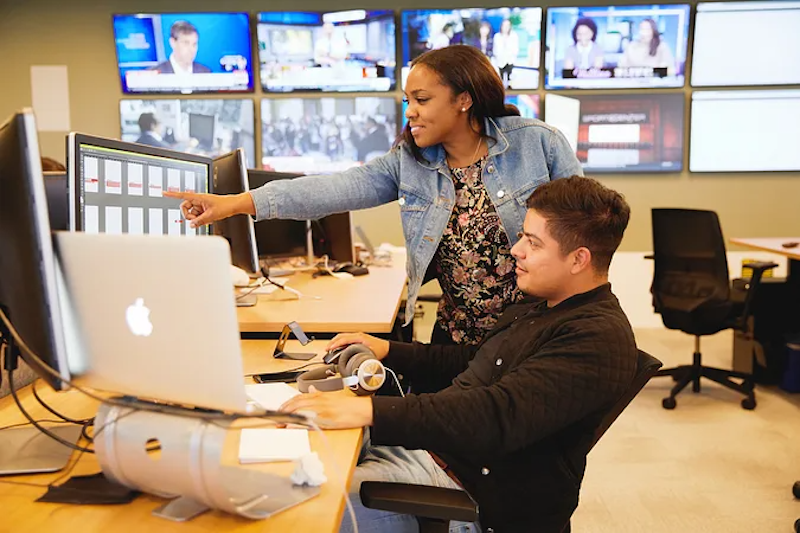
245, 383, 300, 411
30, 66, 71, 132
238, 428, 311, 464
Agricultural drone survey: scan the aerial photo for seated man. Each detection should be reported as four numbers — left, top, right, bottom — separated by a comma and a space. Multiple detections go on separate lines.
281, 176, 638, 533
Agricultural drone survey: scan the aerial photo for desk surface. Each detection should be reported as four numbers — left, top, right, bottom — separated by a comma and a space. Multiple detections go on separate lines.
0, 340, 361, 533
238, 257, 407, 334
730, 237, 800, 261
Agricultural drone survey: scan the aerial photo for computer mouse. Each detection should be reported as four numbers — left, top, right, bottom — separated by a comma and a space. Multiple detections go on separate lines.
230, 265, 251, 287
782, 241, 799, 249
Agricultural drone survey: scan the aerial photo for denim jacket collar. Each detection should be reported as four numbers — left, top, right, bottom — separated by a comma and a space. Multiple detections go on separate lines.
416, 117, 511, 171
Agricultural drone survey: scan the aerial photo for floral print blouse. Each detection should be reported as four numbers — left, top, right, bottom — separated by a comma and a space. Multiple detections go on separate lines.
434, 156, 524, 345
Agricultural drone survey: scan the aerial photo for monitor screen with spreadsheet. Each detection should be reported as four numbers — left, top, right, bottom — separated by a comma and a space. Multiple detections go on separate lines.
67, 133, 211, 236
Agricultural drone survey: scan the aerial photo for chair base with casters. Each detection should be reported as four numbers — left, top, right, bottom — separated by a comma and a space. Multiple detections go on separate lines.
793, 481, 800, 533
657, 336, 756, 410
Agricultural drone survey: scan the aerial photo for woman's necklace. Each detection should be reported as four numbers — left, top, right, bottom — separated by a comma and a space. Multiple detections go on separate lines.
447, 136, 484, 169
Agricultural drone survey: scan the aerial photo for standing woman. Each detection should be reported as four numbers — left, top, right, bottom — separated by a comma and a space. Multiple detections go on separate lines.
167, 45, 582, 346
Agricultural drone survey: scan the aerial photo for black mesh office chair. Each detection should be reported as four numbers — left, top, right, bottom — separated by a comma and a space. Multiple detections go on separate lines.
360, 350, 663, 533
648, 209, 777, 410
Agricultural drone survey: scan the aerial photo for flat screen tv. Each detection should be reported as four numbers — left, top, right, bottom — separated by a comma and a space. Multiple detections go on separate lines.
113, 12, 254, 94
257, 10, 396, 93
545, 4, 690, 89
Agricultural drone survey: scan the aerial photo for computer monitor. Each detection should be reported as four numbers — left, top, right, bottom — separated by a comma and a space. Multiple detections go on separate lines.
247, 169, 355, 263
0, 109, 71, 391
189, 112, 216, 149
257, 10, 397, 93
212, 149, 259, 274
692, 1, 800, 87
43, 171, 68, 232
544, 92, 684, 173
67, 133, 211, 236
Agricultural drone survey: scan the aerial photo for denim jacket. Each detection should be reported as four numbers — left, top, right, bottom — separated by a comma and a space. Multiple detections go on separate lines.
250, 117, 583, 326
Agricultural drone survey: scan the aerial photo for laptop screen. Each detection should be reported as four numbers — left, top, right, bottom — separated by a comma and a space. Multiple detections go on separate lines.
68, 133, 211, 236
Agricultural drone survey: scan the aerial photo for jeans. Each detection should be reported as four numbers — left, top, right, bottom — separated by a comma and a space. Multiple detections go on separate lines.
340, 429, 480, 533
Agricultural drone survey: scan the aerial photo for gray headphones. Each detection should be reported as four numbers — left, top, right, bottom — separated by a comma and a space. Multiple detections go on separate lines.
296, 344, 386, 396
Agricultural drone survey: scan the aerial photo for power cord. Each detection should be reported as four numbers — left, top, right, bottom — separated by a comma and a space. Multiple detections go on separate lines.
32, 380, 94, 425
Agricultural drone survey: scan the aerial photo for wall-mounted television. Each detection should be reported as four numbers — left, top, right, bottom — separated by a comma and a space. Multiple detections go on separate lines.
113, 12, 254, 94
544, 93, 684, 173
120, 99, 256, 168
690, 90, 800, 172
401, 94, 540, 127
261, 97, 397, 174
545, 4, 690, 89
401, 7, 543, 89
257, 10, 396, 93
692, 1, 800, 87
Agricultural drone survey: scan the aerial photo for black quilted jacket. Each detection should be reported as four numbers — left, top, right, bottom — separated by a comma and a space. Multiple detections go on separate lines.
371, 284, 637, 533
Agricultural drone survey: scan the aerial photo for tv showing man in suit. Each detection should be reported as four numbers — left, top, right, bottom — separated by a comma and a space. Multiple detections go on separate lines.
113, 12, 254, 94
151, 21, 212, 74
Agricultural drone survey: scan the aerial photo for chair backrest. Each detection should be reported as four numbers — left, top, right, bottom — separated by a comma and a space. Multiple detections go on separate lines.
651, 209, 731, 314
589, 349, 662, 450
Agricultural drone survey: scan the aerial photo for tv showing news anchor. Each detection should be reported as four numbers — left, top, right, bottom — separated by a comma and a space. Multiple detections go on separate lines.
545, 4, 690, 89
113, 12, 254, 94
257, 10, 396, 93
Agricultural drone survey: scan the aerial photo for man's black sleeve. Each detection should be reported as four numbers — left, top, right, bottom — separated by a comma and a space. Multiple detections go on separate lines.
382, 341, 478, 393
371, 316, 636, 456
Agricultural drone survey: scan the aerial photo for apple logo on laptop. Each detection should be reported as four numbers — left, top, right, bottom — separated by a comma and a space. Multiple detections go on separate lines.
126, 298, 153, 337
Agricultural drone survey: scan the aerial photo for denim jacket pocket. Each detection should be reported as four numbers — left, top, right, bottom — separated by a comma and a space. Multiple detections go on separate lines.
398, 186, 432, 212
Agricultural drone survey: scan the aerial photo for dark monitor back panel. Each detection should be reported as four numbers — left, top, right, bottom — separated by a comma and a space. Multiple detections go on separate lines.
247, 170, 354, 263
43, 171, 68, 231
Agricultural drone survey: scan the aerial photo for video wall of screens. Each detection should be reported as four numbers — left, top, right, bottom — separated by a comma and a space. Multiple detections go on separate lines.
260, 97, 397, 174
692, 1, 800, 87
257, 10, 396, 93
113, 13, 254, 94
401, 8, 543, 90
119, 99, 256, 168
689, 90, 800, 173
545, 4, 690, 89
401, 94, 540, 127
544, 93, 684, 173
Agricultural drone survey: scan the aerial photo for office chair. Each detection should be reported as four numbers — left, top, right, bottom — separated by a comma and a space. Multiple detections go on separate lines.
360, 350, 663, 533
648, 208, 777, 410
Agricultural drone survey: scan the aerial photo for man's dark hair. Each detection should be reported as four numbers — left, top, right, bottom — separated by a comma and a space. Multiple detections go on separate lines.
137, 112, 158, 133
526, 176, 630, 274
170, 20, 199, 40
41, 156, 66, 171
572, 18, 598, 43
400, 45, 520, 163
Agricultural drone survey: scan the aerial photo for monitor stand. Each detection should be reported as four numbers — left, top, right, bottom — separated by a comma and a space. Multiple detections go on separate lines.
0, 425, 83, 476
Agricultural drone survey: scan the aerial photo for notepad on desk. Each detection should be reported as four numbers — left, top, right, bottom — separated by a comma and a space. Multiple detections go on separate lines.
245, 382, 300, 411
239, 428, 311, 464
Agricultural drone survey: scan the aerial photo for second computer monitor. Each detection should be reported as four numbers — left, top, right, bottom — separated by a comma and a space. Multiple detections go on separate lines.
212, 149, 260, 274
67, 133, 211, 236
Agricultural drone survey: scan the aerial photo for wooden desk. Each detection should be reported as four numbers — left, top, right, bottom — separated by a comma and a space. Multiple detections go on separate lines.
238, 256, 407, 335
730, 237, 800, 280
0, 340, 361, 533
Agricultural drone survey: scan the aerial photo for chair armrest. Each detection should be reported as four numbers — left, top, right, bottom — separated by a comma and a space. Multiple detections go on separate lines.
743, 261, 779, 274
359, 481, 479, 523
737, 262, 779, 326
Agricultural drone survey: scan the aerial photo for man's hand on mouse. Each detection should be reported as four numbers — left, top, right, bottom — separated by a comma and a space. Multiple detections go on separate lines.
280, 386, 374, 429
325, 333, 390, 360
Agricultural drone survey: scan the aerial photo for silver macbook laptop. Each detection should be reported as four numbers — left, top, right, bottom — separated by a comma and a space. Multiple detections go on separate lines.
53, 232, 250, 413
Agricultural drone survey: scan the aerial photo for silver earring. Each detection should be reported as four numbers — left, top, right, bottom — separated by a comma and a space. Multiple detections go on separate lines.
461, 107, 466, 112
